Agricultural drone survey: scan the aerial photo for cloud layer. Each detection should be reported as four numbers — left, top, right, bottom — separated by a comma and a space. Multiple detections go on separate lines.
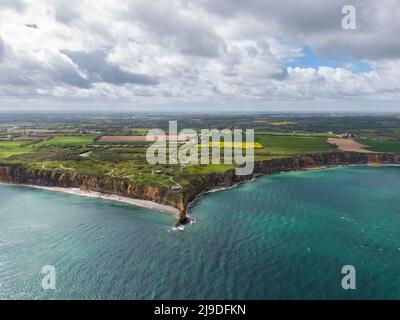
0, 0, 399, 110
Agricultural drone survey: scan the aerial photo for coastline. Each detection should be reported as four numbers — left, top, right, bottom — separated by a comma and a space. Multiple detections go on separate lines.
184, 162, 400, 217
3, 152, 400, 224
0, 182, 180, 216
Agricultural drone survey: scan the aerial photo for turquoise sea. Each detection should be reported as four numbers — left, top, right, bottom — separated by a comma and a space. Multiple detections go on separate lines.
1, 166, 400, 299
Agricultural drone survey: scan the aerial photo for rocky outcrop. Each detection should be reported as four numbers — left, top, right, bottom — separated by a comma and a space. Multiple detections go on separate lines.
2, 152, 400, 222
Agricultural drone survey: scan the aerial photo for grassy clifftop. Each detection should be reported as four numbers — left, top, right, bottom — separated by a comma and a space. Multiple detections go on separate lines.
3, 152, 400, 223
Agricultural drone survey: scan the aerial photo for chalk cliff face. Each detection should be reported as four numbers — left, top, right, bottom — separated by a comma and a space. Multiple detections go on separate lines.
1, 152, 400, 221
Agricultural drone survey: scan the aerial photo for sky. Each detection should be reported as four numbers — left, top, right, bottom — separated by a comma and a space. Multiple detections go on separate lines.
0, 0, 400, 112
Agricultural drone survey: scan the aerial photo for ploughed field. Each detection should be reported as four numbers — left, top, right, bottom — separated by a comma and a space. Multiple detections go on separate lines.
327, 138, 371, 153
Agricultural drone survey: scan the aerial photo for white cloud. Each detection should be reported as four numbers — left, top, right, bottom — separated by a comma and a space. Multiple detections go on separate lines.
0, 0, 399, 110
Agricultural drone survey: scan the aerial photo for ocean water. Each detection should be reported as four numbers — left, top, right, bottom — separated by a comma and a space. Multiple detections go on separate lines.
1, 166, 400, 300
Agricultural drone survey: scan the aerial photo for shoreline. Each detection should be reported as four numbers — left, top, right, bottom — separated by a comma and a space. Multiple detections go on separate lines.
2, 154, 400, 225
0, 182, 180, 216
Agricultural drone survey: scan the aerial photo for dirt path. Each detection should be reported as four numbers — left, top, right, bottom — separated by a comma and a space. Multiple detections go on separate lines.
327, 138, 372, 153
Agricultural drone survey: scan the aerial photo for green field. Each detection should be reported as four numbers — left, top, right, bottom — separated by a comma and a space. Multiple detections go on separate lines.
0, 141, 33, 158
129, 128, 149, 135
256, 131, 336, 137
36, 136, 95, 146
256, 134, 336, 154
360, 139, 400, 153
3, 113, 400, 191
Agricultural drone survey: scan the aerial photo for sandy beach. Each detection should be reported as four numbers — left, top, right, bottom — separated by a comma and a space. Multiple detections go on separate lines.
0, 183, 180, 216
